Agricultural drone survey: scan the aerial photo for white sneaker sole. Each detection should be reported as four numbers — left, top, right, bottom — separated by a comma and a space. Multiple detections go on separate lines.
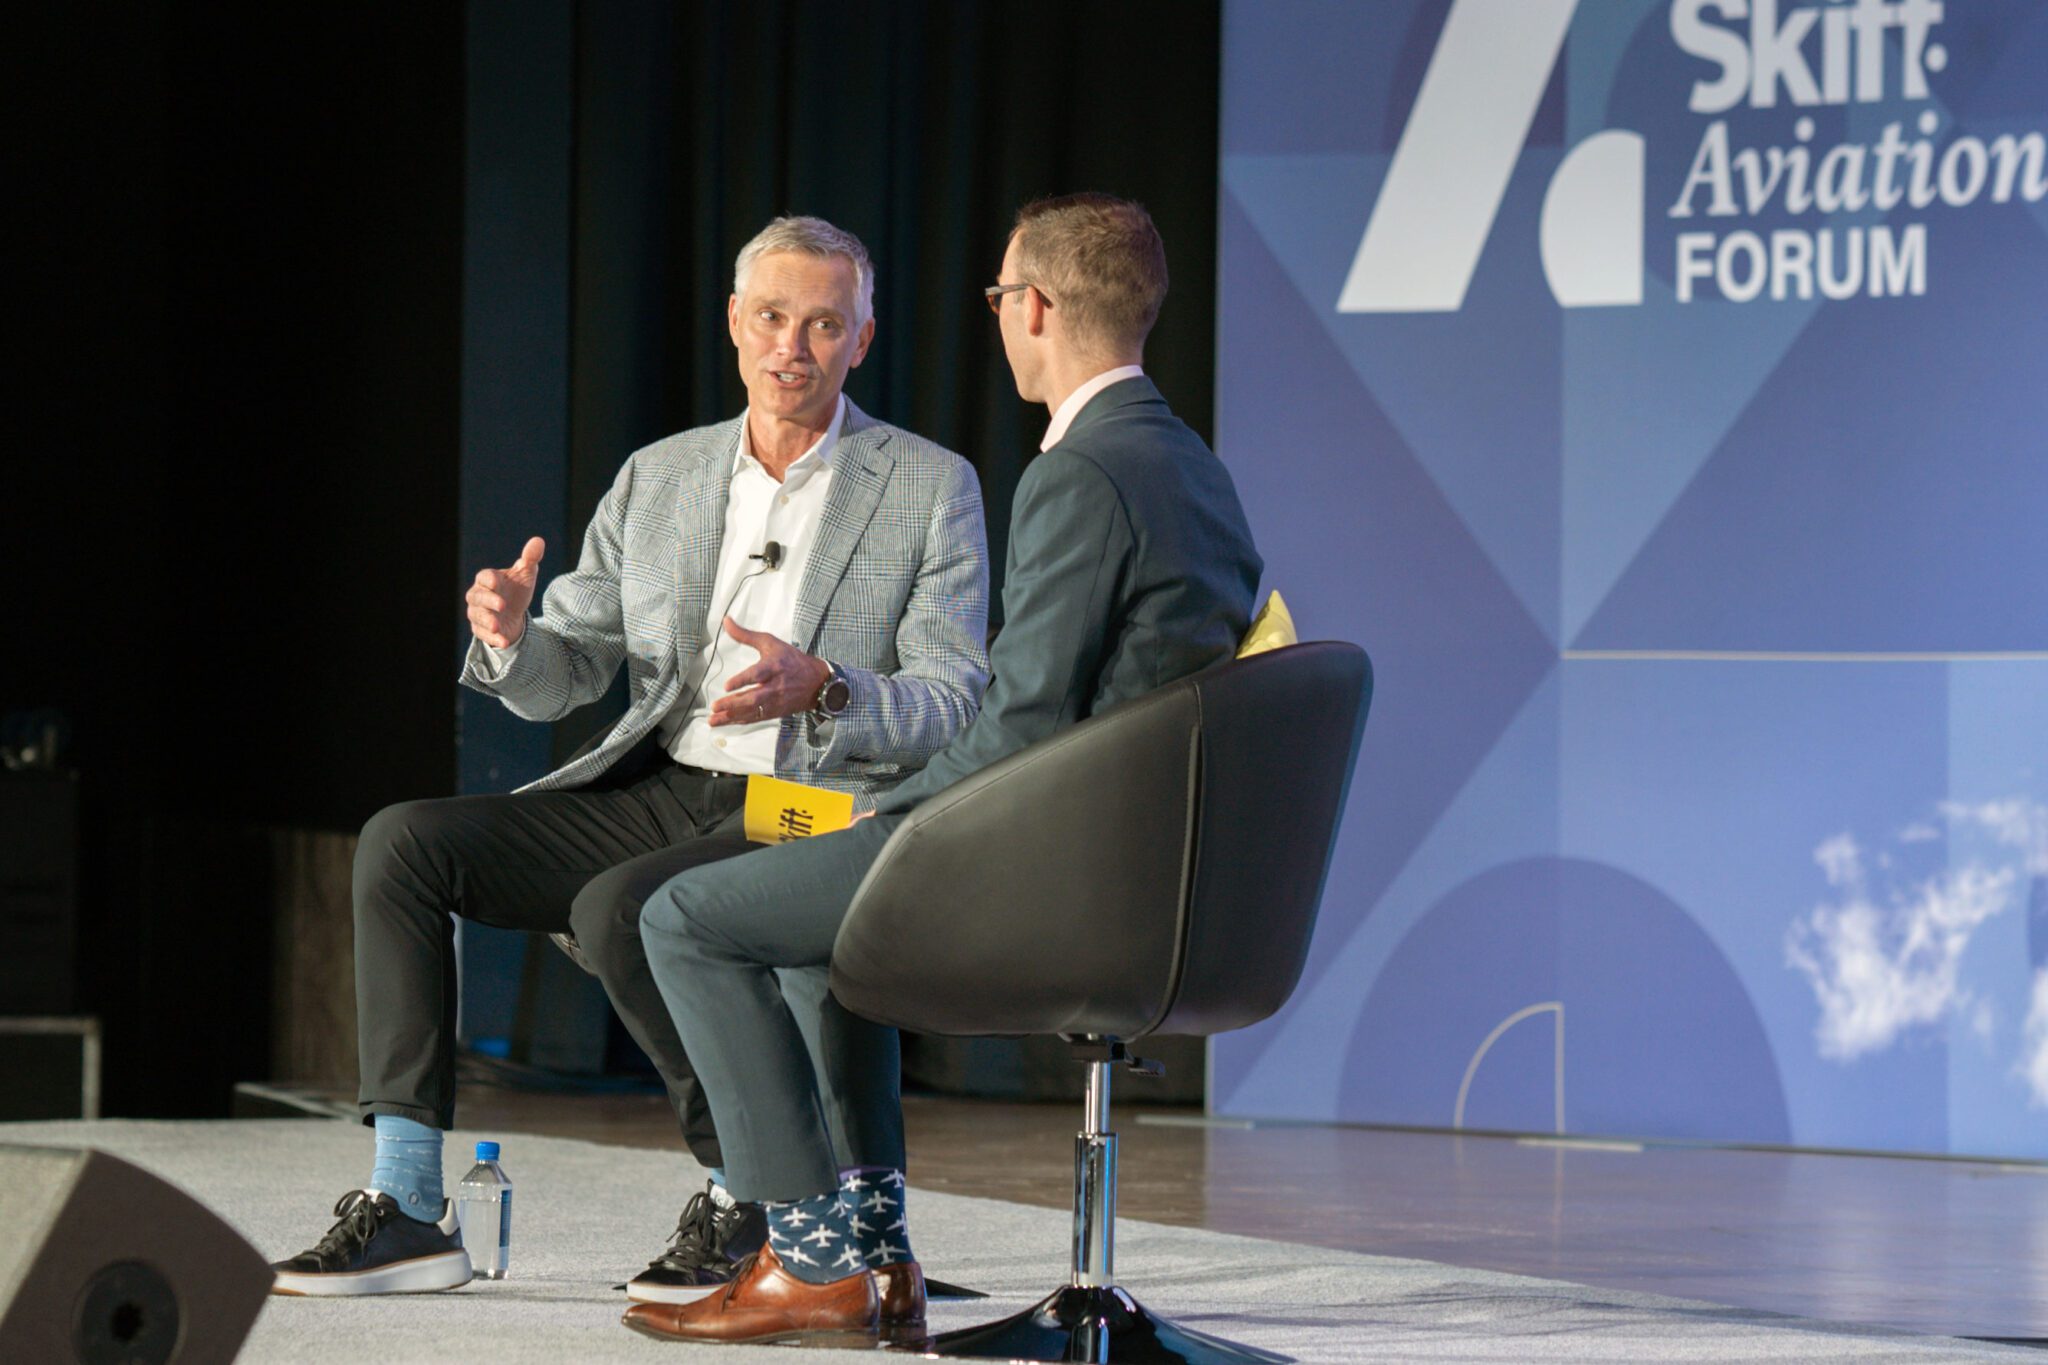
272, 1250, 473, 1296
624, 1279, 724, 1305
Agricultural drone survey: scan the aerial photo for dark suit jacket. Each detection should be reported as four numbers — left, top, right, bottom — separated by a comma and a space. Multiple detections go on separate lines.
877, 374, 1262, 815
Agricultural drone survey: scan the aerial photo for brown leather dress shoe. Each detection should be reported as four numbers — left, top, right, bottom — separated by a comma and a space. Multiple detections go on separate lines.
876, 1260, 927, 1343
620, 1241, 878, 1345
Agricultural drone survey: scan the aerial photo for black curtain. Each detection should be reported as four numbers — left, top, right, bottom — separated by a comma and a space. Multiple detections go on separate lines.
566, 0, 1222, 606
550, 0, 1224, 1080
17, 4, 465, 1116
16, 0, 1220, 1115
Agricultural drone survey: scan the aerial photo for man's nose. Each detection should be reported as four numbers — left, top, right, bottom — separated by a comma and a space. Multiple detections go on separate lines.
777, 321, 812, 360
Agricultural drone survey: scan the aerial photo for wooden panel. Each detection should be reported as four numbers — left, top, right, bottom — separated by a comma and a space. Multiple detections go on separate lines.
267, 829, 359, 1090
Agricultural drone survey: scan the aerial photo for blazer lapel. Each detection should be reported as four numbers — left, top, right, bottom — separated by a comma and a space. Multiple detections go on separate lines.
672, 426, 741, 664
792, 402, 894, 651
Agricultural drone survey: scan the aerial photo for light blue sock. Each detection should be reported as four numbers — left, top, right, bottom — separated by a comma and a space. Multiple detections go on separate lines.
369, 1115, 444, 1221
708, 1167, 726, 1188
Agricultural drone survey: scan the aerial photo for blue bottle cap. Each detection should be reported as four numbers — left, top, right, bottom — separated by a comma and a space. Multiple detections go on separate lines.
476, 1141, 500, 1160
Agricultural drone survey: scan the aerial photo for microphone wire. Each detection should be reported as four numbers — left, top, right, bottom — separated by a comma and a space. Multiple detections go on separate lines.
697, 542, 784, 726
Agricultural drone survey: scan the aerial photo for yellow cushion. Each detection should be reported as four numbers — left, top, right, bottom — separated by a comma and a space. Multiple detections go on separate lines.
1237, 590, 1298, 658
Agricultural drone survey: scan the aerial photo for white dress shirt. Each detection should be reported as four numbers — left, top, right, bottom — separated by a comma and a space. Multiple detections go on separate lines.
482, 396, 844, 777
1040, 365, 1145, 451
660, 396, 844, 774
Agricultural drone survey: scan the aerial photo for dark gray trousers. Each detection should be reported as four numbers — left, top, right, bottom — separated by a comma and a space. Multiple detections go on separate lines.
353, 758, 847, 1170
639, 813, 903, 1202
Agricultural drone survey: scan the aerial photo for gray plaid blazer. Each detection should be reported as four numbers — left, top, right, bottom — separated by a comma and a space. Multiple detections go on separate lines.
459, 399, 990, 808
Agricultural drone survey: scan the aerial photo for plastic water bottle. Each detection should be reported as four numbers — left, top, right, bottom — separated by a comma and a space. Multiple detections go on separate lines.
456, 1141, 513, 1280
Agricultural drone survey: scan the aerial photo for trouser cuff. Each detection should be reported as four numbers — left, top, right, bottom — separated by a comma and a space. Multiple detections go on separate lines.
358, 1100, 447, 1130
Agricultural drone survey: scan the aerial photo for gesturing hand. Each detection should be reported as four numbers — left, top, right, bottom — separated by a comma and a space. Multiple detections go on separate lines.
707, 617, 831, 726
467, 536, 545, 649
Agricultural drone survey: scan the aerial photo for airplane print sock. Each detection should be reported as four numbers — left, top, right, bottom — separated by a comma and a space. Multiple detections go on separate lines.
761, 1188, 865, 1284
840, 1167, 915, 1267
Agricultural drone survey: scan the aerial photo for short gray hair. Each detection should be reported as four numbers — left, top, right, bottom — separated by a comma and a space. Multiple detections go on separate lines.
733, 216, 875, 326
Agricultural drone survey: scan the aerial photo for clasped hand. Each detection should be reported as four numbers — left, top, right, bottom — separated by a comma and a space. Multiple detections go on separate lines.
708, 617, 831, 726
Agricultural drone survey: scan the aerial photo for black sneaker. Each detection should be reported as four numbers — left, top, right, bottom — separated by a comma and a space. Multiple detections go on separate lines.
622, 1182, 768, 1303
270, 1189, 472, 1296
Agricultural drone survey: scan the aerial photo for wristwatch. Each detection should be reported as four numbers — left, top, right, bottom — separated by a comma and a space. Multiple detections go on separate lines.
812, 662, 851, 720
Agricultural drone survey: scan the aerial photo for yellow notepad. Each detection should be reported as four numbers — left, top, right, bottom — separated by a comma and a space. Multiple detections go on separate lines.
743, 774, 856, 845
1237, 590, 1298, 657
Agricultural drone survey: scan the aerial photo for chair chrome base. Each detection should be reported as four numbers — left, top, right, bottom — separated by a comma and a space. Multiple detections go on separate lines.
898, 1055, 1287, 1361
909, 1283, 1290, 1363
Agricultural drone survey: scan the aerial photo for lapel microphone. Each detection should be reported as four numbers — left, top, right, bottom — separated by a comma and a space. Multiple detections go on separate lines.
701, 539, 787, 705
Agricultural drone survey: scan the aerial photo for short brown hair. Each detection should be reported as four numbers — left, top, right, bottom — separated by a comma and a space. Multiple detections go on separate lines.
1011, 194, 1168, 357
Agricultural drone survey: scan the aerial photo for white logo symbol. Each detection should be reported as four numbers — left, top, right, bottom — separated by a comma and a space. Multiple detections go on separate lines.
1338, 0, 1971, 313
1339, 0, 1640, 312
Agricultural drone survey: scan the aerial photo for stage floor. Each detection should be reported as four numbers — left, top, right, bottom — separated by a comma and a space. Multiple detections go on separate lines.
433, 1083, 2048, 1345
6, 1111, 2038, 1363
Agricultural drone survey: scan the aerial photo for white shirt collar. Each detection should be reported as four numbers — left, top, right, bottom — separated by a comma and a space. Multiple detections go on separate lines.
1040, 365, 1145, 452
737, 393, 846, 482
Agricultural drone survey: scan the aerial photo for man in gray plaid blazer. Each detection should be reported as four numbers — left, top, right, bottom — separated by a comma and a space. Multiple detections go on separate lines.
269, 217, 989, 1300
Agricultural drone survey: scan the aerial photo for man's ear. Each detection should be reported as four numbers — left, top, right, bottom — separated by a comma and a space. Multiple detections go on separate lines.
849, 316, 876, 368
726, 294, 742, 344
1025, 284, 1050, 336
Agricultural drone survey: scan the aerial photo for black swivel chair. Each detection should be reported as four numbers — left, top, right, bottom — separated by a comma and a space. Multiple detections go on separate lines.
831, 641, 1373, 1363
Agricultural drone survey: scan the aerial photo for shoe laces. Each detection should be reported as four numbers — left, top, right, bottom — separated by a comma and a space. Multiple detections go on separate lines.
651, 1184, 735, 1271
715, 1249, 763, 1306
312, 1190, 384, 1262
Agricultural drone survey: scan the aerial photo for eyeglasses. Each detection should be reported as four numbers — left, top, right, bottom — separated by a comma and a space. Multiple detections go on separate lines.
983, 281, 1048, 314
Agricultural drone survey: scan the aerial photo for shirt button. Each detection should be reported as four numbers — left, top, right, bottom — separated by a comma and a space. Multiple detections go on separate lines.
715, 738, 727, 749
779, 495, 789, 505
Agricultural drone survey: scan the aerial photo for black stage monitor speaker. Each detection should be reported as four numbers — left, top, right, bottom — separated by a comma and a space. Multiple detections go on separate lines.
0, 1145, 270, 1364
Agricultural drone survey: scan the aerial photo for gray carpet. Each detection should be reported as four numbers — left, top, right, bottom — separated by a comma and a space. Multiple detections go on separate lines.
0, 1119, 2029, 1363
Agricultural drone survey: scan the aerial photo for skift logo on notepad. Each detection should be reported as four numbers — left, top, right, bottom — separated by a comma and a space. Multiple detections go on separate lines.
744, 775, 855, 845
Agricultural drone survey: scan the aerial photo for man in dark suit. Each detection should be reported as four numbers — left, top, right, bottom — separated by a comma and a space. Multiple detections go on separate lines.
625, 194, 1262, 1346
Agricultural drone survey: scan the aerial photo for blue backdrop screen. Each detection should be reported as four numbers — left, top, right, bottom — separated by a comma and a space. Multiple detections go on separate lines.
1215, 0, 2048, 1157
